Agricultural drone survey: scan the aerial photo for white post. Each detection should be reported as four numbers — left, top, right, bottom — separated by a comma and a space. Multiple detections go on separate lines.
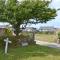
5, 39, 8, 54
4, 38, 12, 54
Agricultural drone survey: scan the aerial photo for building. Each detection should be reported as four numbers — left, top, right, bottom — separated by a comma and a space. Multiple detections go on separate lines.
39, 26, 56, 33
0, 22, 12, 36
22, 27, 38, 32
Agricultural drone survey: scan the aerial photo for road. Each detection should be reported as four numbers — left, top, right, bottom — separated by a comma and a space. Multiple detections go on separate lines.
35, 40, 60, 48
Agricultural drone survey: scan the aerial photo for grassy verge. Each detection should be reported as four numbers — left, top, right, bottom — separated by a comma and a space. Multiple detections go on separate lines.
0, 45, 60, 60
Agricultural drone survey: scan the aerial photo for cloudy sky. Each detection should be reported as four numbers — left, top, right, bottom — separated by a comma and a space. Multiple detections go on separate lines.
27, 0, 60, 28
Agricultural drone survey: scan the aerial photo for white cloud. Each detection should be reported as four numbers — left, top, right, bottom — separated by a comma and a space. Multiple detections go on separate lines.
50, 0, 60, 9
18, 0, 23, 2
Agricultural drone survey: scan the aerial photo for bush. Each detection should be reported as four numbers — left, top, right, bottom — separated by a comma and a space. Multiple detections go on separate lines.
9, 33, 36, 47
0, 32, 36, 47
19, 33, 35, 45
0, 36, 5, 48
0, 36, 19, 48
4, 28, 13, 37
58, 32, 60, 39
8, 36, 20, 47
38, 31, 54, 34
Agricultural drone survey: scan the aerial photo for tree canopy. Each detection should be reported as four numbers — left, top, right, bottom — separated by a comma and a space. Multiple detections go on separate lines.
0, 0, 57, 35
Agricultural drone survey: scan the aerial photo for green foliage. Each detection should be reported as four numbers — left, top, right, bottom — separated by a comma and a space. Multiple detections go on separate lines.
0, 32, 35, 47
0, 0, 57, 47
19, 33, 35, 45
0, 0, 57, 35
0, 36, 5, 48
4, 28, 13, 37
19, 0, 57, 23
58, 32, 60, 39
0, 36, 19, 47
8, 36, 19, 47
39, 31, 54, 34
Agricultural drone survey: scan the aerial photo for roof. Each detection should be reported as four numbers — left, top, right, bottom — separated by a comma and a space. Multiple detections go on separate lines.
0, 22, 12, 28
39, 26, 55, 30
22, 27, 37, 32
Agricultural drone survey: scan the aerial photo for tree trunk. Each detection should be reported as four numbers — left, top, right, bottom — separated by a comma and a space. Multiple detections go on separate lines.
13, 24, 21, 37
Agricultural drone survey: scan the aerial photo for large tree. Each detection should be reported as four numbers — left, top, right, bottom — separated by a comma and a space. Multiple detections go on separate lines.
0, 0, 57, 36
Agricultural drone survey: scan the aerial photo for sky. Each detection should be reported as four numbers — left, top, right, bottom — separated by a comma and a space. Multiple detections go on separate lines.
0, 0, 60, 28
26, 0, 60, 29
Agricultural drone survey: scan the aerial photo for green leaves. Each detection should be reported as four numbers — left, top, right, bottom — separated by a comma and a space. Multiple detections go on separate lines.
0, 0, 57, 35
0, 0, 57, 23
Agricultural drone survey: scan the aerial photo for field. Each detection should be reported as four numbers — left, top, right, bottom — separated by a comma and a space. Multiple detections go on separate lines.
35, 33, 58, 42
0, 45, 60, 60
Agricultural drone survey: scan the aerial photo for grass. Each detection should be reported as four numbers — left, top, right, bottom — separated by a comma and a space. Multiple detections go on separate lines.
0, 45, 60, 60
35, 33, 58, 42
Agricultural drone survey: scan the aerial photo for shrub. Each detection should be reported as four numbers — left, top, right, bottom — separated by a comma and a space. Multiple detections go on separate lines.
0, 36, 19, 48
19, 33, 35, 45
0, 32, 36, 47
0, 36, 5, 48
9, 36, 20, 47
58, 32, 60, 39
4, 28, 13, 37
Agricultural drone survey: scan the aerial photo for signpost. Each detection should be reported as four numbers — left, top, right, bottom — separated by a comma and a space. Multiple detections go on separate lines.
4, 38, 12, 54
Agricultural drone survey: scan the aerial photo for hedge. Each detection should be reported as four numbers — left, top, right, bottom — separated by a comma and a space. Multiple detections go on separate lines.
0, 36, 19, 48
0, 33, 35, 48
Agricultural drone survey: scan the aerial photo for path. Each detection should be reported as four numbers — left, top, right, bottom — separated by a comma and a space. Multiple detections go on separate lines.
35, 40, 60, 48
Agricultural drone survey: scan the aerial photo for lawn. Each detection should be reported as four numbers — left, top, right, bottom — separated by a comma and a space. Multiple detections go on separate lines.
35, 33, 58, 42
0, 45, 60, 60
